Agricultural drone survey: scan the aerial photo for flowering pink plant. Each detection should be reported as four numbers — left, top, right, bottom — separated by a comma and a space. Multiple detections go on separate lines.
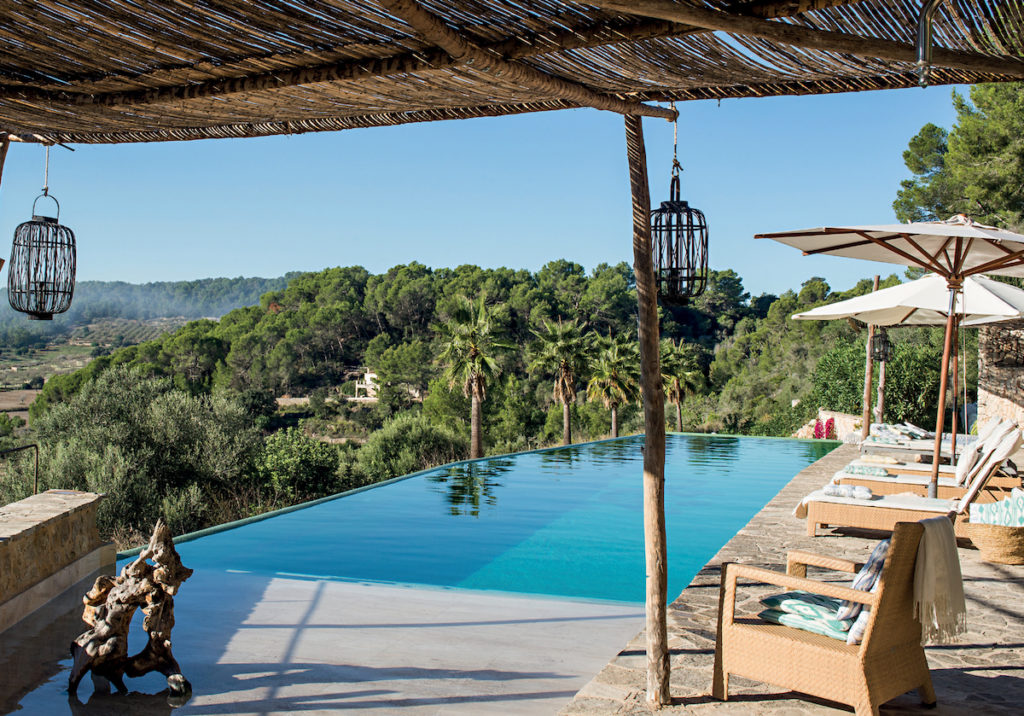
824, 417, 837, 440
813, 419, 825, 439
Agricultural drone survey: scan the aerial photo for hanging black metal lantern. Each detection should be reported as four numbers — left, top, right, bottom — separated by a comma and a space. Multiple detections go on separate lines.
8, 193, 76, 320
651, 171, 708, 304
871, 328, 894, 363
651, 114, 708, 304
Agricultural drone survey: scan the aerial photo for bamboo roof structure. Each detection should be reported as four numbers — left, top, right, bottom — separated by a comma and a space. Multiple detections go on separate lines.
0, 0, 1022, 145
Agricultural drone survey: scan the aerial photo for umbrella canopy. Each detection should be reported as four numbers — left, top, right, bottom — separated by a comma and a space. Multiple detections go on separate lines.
792, 274, 1024, 326
757, 215, 1024, 281
760, 215, 1024, 494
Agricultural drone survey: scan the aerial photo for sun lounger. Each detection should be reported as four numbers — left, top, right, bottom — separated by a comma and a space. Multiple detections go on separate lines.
795, 430, 1022, 538
713, 522, 934, 715
860, 420, 987, 461
835, 422, 1020, 498
834, 472, 1013, 500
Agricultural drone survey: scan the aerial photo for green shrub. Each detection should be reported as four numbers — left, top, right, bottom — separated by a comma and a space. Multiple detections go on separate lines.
262, 427, 340, 499
357, 412, 468, 482
30, 365, 263, 538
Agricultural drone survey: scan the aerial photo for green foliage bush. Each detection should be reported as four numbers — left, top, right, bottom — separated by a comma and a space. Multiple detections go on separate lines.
357, 412, 468, 482
811, 339, 943, 429
261, 427, 341, 499
29, 365, 263, 538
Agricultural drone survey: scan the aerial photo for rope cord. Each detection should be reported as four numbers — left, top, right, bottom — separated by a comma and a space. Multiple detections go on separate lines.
671, 103, 681, 177
42, 145, 49, 196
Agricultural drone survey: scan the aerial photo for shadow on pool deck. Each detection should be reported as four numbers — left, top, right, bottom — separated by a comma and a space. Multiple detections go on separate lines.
3, 567, 644, 715
561, 443, 1024, 715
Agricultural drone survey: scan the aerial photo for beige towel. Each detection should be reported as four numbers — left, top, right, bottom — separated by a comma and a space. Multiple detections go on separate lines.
913, 516, 967, 644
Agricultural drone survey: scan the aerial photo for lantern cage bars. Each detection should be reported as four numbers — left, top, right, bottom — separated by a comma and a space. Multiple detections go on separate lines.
871, 328, 894, 363
8, 191, 76, 321
651, 112, 708, 305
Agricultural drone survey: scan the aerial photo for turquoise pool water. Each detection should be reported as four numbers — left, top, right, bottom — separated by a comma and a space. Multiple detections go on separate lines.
171, 435, 835, 603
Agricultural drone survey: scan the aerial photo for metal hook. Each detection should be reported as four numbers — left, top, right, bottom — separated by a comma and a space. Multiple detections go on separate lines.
916, 0, 944, 87
42, 145, 50, 196
671, 103, 682, 178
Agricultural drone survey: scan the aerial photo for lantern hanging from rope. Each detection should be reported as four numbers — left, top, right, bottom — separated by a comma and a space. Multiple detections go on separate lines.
651, 109, 708, 304
871, 328, 894, 363
8, 146, 76, 320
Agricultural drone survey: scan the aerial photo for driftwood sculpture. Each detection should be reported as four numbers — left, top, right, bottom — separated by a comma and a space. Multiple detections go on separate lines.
69, 520, 193, 699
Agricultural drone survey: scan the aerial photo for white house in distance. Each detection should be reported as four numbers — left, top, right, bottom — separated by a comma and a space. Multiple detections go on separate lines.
352, 369, 379, 401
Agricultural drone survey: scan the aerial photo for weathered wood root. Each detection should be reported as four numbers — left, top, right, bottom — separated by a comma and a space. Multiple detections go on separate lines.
68, 520, 193, 700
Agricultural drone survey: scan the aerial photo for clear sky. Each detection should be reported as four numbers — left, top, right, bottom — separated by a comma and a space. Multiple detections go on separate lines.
0, 85, 962, 298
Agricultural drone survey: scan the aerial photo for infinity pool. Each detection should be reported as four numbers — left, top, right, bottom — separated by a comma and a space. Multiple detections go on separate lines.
170, 434, 835, 603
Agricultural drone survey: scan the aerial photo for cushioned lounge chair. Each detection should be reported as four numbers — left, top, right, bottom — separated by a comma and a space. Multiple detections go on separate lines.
846, 419, 1014, 480
836, 428, 1020, 499
712, 521, 934, 716
796, 430, 1022, 538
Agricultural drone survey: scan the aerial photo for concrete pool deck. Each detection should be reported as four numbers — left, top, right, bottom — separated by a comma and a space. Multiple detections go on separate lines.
561, 443, 1024, 715
1, 571, 643, 715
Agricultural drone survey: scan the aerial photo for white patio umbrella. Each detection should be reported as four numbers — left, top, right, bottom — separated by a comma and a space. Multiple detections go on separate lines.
792, 274, 1024, 325
759, 215, 1024, 495
792, 273, 1024, 456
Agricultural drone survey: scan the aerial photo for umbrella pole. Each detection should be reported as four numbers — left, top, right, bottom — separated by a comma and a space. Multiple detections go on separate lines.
951, 319, 960, 459
860, 276, 880, 440
930, 285, 959, 496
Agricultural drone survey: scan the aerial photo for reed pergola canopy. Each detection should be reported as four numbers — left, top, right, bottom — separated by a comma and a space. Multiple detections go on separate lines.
0, 0, 1021, 144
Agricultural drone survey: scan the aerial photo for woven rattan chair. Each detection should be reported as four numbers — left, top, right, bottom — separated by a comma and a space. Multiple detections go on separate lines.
712, 522, 934, 716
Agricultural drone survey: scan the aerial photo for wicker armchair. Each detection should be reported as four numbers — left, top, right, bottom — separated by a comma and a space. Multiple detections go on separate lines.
712, 522, 935, 716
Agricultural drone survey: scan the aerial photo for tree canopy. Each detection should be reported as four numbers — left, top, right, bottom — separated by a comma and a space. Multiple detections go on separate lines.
895, 82, 1024, 230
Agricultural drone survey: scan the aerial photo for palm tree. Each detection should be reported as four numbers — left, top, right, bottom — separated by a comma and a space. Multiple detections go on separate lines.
437, 296, 507, 459
587, 334, 639, 438
660, 338, 704, 432
529, 318, 588, 445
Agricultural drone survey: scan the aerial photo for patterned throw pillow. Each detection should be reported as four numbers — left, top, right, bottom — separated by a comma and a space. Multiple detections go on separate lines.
846, 605, 872, 645
760, 591, 851, 629
843, 464, 891, 477
836, 539, 890, 621
757, 609, 851, 641
969, 491, 1024, 526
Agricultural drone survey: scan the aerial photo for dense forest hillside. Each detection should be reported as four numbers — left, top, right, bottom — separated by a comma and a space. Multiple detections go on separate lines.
0, 274, 297, 348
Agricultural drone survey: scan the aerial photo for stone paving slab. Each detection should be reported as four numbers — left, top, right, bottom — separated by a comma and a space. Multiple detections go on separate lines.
561, 444, 1024, 715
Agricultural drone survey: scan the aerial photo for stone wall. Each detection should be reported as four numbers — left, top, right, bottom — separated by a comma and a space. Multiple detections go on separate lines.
978, 320, 1024, 425
0, 490, 106, 616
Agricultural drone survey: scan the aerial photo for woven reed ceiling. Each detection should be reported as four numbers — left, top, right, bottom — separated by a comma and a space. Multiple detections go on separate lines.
0, 0, 1022, 144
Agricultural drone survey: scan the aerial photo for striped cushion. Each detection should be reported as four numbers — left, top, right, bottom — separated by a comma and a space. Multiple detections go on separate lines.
846, 607, 872, 645
843, 463, 890, 477
757, 608, 850, 642
836, 539, 889, 621
760, 591, 852, 631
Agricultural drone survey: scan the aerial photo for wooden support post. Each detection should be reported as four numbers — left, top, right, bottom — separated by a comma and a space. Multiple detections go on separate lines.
625, 114, 670, 706
874, 358, 886, 425
860, 275, 879, 440
0, 135, 9, 186
0, 135, 7, 275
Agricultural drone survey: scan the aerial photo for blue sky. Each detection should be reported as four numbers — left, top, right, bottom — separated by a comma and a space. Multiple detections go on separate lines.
0, 85, 962, 298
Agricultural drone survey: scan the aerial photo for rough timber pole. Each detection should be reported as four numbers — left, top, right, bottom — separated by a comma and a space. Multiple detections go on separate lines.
860, 275, 879, 440
625, 114, 670, 706
874, 357, 886, 425
0, 136, 7, 275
